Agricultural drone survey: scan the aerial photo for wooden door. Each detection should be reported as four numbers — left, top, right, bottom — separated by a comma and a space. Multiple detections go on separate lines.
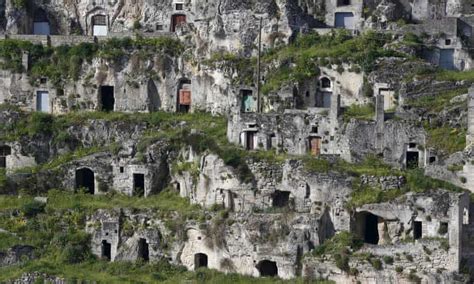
172, 15, 186, 32
179, 90, 191, 105
310, 137, 321, 156
246, 132, 255, 150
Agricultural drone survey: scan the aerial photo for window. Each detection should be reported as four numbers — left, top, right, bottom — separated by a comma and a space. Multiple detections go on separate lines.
445, 39, 451, 45
337, 0, 350, 6
320, 77, 331, 89
119, 167, 124, 173
175, 3, 184, 10
156, 24, 163, 31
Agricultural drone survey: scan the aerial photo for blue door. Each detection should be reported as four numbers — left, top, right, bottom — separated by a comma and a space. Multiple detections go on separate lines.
335, 12, 354, 29
439, 49, 455, 70
36, 91, 50, 112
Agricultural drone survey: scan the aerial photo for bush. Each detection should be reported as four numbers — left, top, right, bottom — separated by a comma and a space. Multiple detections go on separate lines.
370, 258, 383, 270
383, 256, 394, 265
334, 254, 350, 272
53, 231, 91, 264
21, 201, 45, 217
395, 266, 403, 273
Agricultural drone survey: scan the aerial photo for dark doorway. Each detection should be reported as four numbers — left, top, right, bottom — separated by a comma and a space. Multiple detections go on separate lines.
133, 173, 145, 197
406, 151, 419, 169
138, 238, 149, 262
194, 253, 208, 269
101, 240, 111, 260
171, 14, 186, 32
75, 168, 95, 194
363, 212, 379, 244
100, 86, 115, 112
414, 221, 422, 239
0, 145, 11, 168
246, 132, 255, 150
256, 260, 278, 277
272, 190, 290, 208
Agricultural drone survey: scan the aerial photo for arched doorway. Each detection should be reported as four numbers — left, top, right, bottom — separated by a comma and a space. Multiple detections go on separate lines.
75, 168, 95, 194
194, 253, 208, 269
256, 260, 278, 277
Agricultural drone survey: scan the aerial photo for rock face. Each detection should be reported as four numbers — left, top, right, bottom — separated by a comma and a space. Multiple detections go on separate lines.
1, 0, 474, 283
0, 245, 35, 267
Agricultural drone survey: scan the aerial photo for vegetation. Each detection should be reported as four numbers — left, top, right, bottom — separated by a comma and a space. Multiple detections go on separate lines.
406, 88, 467, 114
426, 125, 466, 155
343, 104, 375, 122
260, 30, 404, 94
0, 37, 184, 86
313, 232, 362, 272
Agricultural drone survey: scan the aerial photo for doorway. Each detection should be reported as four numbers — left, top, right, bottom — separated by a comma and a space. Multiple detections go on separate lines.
100, 86, 115, 112
36, 91, 50, 112
171, 14, 186, 32
133, 173, 145, 197
101, 240, 111, 260
309, 137, 321, 156
138, 238, 149, 262
256, 260, 278, 277
194, 253, 208, 269
75, 168, 95, 194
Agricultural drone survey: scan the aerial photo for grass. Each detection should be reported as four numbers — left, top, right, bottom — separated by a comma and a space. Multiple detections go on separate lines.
406, 87, 467, 113
343, 104, 375, 122
426, 126, 466, 155
258, 30, 404, 94
435, 69, 474, 82
348, 168, 464, 207
0, 259, 334, 283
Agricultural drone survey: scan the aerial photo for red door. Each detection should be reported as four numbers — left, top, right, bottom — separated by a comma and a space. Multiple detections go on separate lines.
171, 15, 186, 32
310, 137, 321, 156
179, 90, 191, 105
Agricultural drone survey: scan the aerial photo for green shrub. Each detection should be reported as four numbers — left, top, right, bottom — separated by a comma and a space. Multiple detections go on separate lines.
405, 254, 413, 262
334, 254, 350, 272
383, 256, 394, 265
370, 258, 383, 270
21, 201, 46, 217
395, 266, 403, 273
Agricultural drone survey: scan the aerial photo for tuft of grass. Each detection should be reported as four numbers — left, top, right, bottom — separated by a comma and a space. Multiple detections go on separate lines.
426, 126, 466, 155
343, 104, 375, 122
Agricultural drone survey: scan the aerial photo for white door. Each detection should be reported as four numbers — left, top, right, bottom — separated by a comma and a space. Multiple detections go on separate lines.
33, 22, 50, 35
36, 91, 50, 112
93, 25, 108, 36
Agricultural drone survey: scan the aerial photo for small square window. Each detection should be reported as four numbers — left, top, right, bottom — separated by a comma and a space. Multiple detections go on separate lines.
120, 167, 124, 173
445, 39, 452, 45
311, 126, 318, 133
40, 78, 47, 84
175, 3, 184, 10
409, 143, 417, 148
156, 24, 163, 31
